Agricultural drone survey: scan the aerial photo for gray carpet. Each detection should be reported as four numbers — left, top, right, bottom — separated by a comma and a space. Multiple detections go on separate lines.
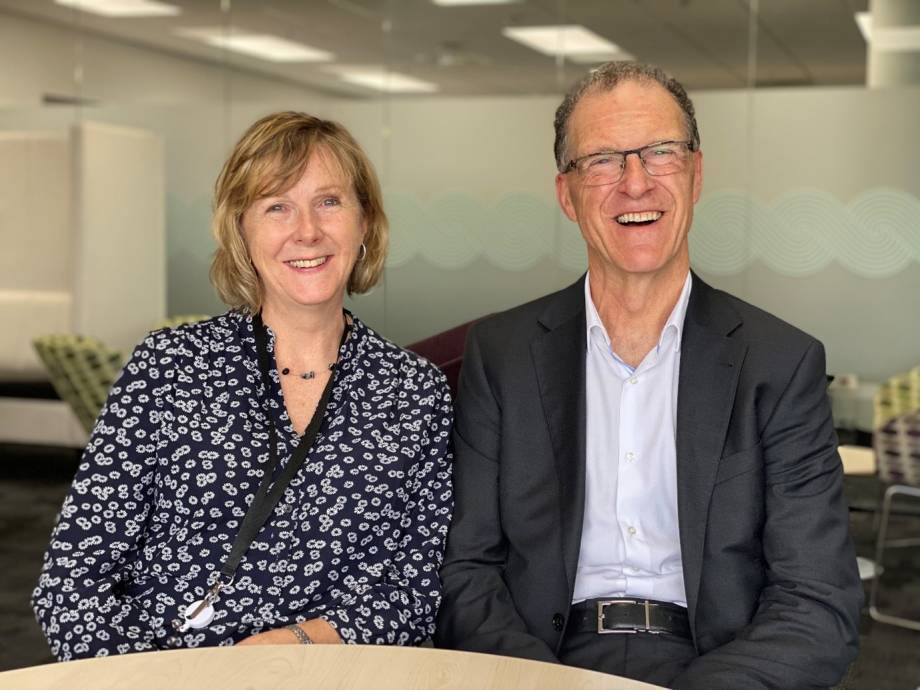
1, 444, 918, 688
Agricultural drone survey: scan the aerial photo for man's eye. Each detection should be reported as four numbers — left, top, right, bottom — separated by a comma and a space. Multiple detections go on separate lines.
587, 156, 617, 168
649, 146, 677, 157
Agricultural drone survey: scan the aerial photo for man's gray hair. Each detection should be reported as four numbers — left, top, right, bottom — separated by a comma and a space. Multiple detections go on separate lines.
553, 61, 701, 172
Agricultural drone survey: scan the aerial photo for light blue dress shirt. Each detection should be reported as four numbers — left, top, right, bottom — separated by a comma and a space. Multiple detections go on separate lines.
573, 272, 692, 607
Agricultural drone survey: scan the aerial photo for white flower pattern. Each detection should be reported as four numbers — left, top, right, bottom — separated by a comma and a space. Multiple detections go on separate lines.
32, 311, 454, 659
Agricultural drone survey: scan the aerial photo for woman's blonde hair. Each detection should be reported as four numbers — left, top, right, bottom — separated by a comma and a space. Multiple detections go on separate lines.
210, 111, 388, 313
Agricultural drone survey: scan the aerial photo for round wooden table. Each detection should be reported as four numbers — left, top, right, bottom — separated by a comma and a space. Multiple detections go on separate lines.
0, 645, 662, 689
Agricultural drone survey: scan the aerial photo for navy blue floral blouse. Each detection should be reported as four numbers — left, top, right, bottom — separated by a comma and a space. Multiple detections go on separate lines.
32, 311, 453, 659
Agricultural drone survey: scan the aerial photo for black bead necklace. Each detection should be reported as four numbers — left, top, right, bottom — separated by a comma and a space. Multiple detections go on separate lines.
280, 363, 335, 381
278, 311, 349, 381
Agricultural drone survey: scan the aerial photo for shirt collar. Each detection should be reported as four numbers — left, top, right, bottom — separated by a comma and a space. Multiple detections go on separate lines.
584, 273, 610, 350
584, 271, 693, 355
663, 272, 693, 353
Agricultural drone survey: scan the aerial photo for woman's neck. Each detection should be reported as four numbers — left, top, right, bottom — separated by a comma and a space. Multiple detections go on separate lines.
260, 299, 346, 370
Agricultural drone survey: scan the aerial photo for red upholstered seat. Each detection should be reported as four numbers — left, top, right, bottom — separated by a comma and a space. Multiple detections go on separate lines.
405, 319, 484, 398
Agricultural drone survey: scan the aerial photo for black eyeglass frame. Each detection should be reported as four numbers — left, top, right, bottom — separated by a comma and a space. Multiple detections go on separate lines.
563, 139, 698, 182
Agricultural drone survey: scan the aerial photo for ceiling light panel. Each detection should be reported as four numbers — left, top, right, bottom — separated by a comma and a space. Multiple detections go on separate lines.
175, 27, 333, 62
502, 25, 633, 63
324, 67, 438, 94
54, 0, 180, 17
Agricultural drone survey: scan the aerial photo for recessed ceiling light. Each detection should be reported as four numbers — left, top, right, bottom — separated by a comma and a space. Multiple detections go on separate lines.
854, 11, 920, 51
55, 0, 180, 17
502, 25, 633, 63
324, 66, 438, 94
432, 0, 520, 5
175, 27, 333, 62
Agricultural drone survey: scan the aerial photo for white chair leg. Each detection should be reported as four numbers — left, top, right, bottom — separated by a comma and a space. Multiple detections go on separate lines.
869, 484, 920, 630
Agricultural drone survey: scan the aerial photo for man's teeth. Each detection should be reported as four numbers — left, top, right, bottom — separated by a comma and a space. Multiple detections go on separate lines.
616, 211, 663, 224
287, 257, 327, 268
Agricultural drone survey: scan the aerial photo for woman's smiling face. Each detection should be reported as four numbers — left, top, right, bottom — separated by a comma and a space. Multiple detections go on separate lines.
242, 147, 366, 315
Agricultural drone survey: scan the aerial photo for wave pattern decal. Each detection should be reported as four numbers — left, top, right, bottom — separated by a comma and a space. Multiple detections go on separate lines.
693, 188, 920, 277
385, 188, 920, 277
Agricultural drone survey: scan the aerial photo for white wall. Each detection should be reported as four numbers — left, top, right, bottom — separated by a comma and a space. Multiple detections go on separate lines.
72, 121, 166, 355
0, 131, 72, 292
0, 131, 72, 379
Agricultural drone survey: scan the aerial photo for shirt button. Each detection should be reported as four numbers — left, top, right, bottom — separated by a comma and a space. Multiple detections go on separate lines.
625, 451, 636, 462
552, 613, 565, 631
628, 376, 639, 385
627, 526, 637, 536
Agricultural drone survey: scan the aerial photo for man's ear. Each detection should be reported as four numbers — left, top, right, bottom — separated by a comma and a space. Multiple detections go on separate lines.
692, 149, 703, 204
556, 173, 578, 222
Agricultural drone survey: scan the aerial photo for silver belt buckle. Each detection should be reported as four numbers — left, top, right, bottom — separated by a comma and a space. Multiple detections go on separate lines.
596, 598, 648, 634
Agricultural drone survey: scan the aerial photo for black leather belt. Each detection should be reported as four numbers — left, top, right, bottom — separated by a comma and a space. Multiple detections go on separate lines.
569, 598, 692, 639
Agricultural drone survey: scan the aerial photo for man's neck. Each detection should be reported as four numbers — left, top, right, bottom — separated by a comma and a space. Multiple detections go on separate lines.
588, 259, 689, 368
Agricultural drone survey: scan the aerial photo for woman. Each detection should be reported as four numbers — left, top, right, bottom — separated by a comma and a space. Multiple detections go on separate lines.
32, 112, 453, 658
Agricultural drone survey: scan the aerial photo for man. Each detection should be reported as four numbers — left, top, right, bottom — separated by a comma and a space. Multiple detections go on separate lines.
434, 62, 862, 689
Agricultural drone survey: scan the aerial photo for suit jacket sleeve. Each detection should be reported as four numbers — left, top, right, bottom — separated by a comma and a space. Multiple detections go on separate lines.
433, 325, 559, 663
673, 340, 862, 690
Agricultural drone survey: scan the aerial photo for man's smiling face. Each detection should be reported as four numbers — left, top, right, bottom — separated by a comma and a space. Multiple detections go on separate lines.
555, 79, 703, 281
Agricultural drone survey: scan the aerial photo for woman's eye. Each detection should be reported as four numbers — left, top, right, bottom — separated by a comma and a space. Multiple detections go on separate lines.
266, 203, 286, 213
321, 197, 341, 207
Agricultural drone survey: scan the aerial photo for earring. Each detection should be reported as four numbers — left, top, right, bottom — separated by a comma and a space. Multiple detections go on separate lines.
358, 243, 367, 262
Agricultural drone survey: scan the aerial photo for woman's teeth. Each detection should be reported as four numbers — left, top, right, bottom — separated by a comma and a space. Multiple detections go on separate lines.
287, 257, 327, 268
616, 211, 663, 224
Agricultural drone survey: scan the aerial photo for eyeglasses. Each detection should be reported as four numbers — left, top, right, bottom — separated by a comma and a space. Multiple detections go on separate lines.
564, 140, 696, 187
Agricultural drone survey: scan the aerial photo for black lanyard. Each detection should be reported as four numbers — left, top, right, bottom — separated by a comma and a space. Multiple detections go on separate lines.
217, 312, 350, 584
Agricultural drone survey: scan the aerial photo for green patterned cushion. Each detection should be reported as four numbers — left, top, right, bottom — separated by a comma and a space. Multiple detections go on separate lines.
874, 366, 920, 430
32, 334, 122, 434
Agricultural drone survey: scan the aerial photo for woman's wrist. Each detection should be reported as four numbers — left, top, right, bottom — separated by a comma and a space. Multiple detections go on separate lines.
285, 623, 313, 644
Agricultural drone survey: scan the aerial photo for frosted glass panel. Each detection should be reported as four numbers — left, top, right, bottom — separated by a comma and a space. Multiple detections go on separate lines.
2, 0, 916, 383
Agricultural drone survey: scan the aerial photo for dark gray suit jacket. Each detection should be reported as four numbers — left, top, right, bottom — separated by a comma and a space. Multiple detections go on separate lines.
435, 274, 862, 689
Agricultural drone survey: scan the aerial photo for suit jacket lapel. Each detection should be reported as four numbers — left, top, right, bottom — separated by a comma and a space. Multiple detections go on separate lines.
676, 274, 746, 632
531, 278, 587, 597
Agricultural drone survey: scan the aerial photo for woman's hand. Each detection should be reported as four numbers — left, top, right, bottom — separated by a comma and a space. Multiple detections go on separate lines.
237, 618, 342, 645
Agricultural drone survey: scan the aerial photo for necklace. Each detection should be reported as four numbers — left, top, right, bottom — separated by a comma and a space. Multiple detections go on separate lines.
280, 363, 335, 380
278, 311, 350, 381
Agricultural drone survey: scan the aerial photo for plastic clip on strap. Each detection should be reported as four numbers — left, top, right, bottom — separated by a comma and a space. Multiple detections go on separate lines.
168, 313, 349, 644
173, 579, 224, 633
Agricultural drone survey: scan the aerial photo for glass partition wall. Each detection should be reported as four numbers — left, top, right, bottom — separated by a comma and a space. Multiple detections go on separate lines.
3, 0, 916, 385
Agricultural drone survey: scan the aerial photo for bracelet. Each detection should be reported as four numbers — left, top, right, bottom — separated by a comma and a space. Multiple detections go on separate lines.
285, 623, 313, 645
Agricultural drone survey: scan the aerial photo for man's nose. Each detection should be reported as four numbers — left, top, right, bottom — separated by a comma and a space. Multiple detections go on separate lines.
618, 152, 654, 197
